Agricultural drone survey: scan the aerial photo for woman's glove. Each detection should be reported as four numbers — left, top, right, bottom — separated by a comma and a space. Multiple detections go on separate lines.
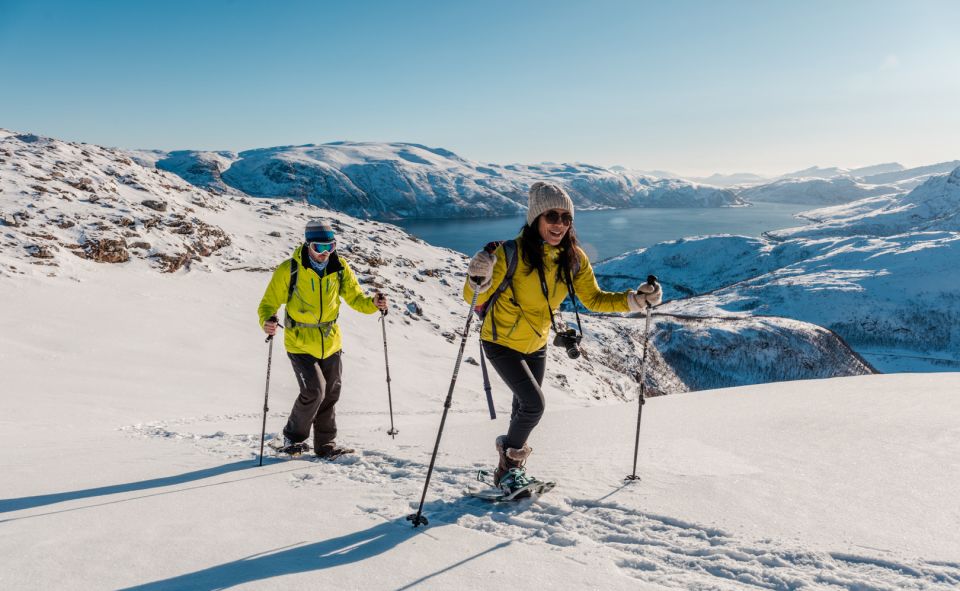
627, 279, 662, 311
466, 250, 496, 292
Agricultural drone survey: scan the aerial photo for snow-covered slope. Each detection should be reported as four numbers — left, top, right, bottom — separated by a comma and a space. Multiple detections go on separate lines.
0, 130, 232, 274
144, 141, 745, 219
1, 295, 956, 591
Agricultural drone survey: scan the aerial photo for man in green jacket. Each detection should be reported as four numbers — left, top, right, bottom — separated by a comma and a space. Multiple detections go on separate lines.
258, 219, 388, 458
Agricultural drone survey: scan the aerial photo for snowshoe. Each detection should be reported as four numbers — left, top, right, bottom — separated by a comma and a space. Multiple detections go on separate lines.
268, 436, 311, 457
468, 468, 556, 502
315, 443, 354, 460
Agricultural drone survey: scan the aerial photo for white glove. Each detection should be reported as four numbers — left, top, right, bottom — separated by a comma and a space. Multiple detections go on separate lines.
627, 281, 662, 311
466, 250, 496, 292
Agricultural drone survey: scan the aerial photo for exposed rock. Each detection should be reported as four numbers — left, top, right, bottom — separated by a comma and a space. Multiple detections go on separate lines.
152, 252, 193, 273
26, 244, 56, 259
68, 237, 130, 263
141, 199, 168, 212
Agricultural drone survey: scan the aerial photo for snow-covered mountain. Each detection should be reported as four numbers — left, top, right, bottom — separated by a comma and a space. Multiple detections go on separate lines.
596, 167, 960, 371
0, 128, 869, 397
137, 141, 745, 219
861, 160, 960, 187
737, 176, 901, 205
770, 167, 960, 239
731, 161, 959, 206
779, 162, 904, 180
687, 172, 771, 187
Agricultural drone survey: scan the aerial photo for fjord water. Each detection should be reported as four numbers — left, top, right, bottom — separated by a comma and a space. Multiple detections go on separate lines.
395, 201, 814, 261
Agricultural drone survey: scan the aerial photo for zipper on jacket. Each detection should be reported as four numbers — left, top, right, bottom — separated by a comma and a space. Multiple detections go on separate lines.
318, 270, 325, 359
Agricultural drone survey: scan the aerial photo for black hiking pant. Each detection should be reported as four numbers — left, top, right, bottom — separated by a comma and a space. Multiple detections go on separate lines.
482, 341, 547, 450
284, 351, 343, 449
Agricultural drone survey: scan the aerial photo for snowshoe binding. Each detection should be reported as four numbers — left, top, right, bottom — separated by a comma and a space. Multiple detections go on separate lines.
268, 436, 311, 457
469, 467, 555, 502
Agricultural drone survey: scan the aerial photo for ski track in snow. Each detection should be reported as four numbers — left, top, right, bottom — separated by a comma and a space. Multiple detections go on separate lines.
124, 417, 960, 590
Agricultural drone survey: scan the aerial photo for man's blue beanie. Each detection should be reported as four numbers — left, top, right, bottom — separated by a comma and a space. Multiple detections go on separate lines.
305, 219, 335, 242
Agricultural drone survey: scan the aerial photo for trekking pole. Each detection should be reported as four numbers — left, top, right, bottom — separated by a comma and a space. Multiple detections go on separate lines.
379, 309, 399, 438
407, 283, 483, 528
626, 276, 658, 482
258, 317, 278, 467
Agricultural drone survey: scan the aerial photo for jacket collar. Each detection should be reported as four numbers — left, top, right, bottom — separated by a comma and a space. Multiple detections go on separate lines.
294, 244, 344, 277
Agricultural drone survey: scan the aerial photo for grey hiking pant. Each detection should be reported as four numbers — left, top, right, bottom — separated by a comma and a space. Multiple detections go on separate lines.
284, 351, 343, 448
482, 341, 547, 450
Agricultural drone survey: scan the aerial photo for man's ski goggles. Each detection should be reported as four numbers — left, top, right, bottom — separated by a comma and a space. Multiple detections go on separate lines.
308, 240, 336, 254
542, 210, 573, 225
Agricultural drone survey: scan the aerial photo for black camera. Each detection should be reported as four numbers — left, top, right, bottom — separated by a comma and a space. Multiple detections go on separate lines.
553, 328, 582, 359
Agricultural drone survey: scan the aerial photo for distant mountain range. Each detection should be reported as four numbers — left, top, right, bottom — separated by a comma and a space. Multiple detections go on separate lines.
131, 142, 744, 220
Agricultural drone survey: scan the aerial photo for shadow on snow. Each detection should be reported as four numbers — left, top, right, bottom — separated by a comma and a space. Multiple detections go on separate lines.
118, 495, 539, 590
0, 459, 271, 517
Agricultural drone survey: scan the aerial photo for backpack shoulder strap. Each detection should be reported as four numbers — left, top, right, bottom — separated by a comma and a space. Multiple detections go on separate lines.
287, 258, 299, 303
501, 239, 518, 280
476, 239, 519, 341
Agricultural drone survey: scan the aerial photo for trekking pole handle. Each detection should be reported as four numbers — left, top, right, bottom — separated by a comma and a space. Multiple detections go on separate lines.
646, 275, 658, 286
264, 315, 280, 343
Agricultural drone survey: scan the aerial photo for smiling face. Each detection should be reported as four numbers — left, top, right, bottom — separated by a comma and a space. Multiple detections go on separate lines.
537, 209, 572, 246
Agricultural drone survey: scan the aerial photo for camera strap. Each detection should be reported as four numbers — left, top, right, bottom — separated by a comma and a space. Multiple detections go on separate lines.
536, 261, 583, 338
562, 263, 585, 338
535, 265, 557, 328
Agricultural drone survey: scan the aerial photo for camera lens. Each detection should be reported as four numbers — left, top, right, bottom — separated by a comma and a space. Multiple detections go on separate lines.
566, 346, 581, 359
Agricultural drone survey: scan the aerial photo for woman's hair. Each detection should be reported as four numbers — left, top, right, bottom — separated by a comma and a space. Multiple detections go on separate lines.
520, 216, 580, 283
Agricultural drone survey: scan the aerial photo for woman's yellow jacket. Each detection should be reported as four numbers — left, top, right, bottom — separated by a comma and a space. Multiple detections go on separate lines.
258, 245, 378, 359
463, 237, 632, 354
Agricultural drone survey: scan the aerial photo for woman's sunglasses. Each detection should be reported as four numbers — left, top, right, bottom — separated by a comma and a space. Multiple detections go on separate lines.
309, 240, 336, 254
543, 210, 573, 225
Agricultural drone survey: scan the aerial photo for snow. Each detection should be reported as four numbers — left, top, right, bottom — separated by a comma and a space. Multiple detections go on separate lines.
1, 269, 957, 588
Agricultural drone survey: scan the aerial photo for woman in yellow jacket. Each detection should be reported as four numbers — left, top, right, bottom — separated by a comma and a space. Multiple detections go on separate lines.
464, 182, 661, 492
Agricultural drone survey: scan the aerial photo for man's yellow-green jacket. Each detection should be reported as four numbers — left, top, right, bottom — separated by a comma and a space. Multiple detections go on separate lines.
258, 245, 378, 359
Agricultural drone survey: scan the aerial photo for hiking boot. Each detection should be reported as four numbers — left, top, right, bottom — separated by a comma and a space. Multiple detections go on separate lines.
493, 435, 532, 486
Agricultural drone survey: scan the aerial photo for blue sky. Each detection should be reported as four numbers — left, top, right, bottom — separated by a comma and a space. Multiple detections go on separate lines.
1, 0, 958, 175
